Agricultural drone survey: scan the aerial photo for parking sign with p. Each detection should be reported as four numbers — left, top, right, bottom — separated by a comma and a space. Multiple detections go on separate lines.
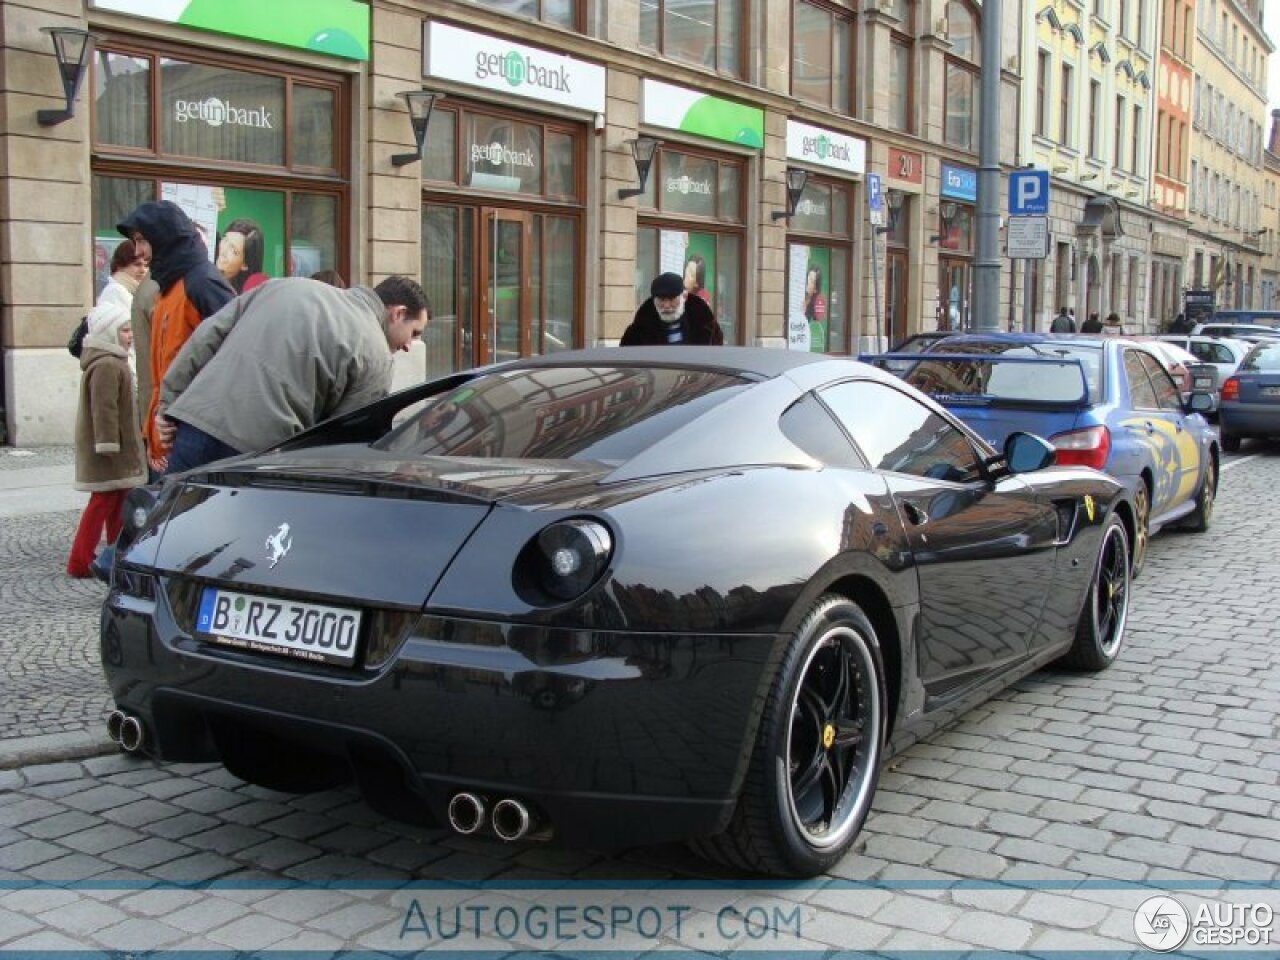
1009, 170, 1049, 216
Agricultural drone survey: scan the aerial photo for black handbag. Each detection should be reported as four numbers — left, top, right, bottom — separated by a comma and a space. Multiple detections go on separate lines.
67, 316, 89, 358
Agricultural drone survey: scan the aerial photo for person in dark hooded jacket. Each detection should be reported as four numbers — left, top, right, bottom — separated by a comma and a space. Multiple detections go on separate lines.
621, 272, 723, 346
116, 200, 234, 470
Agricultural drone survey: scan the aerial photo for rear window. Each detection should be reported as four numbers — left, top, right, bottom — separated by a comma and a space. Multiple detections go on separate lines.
374, 365, 752, 462
925, 340, 1103, 399
1240, 343, 1280, 372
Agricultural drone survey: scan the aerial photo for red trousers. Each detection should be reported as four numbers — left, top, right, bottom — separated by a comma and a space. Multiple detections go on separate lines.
67, 489, 127, 577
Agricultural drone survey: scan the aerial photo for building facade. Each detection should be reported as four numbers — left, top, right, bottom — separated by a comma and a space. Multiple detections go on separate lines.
3, 0, 1033, 444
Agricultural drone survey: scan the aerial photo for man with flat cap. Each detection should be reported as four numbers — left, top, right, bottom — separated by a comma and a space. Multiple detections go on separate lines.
621, 271, 723, 346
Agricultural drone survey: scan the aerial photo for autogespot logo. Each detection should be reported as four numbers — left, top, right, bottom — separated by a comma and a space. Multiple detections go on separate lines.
1134, 896, 1190, 952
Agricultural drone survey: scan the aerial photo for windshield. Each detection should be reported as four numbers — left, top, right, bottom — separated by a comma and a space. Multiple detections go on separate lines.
925, 340, 1103, 399
374, 365, 752, 463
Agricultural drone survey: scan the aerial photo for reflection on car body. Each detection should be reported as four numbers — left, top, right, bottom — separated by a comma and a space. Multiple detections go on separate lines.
102, 347, 1136, 877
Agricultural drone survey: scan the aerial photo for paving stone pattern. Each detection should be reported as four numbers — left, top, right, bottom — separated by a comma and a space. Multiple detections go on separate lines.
0, 450, 1278, 953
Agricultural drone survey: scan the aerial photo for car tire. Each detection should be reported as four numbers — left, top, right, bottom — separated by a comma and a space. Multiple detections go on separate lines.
1181, 458, 1216, 532
1130, 482, 1149, 577
1061, 514, 1131, 672
1221, 432, 1241, 453
692, 595, 885, 877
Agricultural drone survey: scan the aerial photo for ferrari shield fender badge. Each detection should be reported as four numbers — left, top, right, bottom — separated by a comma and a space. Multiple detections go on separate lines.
1083, 495, 1096, 523
266, 523, 293, 569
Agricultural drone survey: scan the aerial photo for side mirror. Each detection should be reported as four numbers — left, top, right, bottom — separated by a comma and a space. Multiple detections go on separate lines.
1004, 432, 1057, 474
1188, 392, 1214, 413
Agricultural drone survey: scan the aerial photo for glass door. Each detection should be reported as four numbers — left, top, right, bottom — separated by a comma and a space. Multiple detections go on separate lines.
939, 258, 970, 331
480, 209, 531, 365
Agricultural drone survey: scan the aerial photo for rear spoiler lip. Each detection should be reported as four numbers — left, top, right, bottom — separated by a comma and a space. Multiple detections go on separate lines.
860, 352, 1091, 408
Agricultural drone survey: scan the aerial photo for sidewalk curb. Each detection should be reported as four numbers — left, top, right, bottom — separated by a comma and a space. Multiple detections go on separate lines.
0, 730, 118, 770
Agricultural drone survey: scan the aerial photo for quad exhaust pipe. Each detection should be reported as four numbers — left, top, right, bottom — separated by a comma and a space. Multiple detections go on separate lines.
491, 798, 533, 842
447, 792, 487, 835
446, 792, 542, 841
106, 710, 145, 753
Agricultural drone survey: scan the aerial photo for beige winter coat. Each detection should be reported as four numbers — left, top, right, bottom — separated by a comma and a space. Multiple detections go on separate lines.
74, 341, 146, 492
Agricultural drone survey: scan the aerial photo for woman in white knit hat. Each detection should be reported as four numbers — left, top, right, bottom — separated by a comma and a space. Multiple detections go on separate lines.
67, 302, 146, 578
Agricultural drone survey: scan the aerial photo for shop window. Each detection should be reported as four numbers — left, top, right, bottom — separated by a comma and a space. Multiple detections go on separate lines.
635, 144, 747, 345
792, 1, 855, 115
638, 0, 745, 79
91, 39, 348, 281
784, 179, 853, 354
424, 105, 581, 201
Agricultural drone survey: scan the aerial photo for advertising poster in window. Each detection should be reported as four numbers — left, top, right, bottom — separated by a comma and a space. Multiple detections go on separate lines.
160, 183, 286, 288
657, 230, 717, 310
788, 244, 831, 352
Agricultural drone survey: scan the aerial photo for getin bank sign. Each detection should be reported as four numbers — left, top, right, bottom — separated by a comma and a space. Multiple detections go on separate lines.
424, 22, 605, 113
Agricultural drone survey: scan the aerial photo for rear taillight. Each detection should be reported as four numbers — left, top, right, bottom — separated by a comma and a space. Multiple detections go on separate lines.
1221, 377, 1240, 402
1050, 425, 1111, 470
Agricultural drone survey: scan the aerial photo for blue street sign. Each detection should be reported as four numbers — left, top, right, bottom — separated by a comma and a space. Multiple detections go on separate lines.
866, 172, 883, 211
1009, 169, 1050, 215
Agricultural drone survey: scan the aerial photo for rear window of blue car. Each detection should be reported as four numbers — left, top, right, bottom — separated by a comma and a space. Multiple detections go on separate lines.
1240, 343, 1280, 372
374, 365, 752, 462
911, 341, 1102, 402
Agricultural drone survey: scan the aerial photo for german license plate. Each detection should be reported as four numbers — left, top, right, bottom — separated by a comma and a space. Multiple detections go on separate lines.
196, 587, 361, 665
1262, 386, 1280, 397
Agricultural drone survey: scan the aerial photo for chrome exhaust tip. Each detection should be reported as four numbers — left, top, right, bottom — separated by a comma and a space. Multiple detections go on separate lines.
447, 792, 487, 835
491, 798, 532, 842
118, 715, 145, 753
106, 710, 126, 743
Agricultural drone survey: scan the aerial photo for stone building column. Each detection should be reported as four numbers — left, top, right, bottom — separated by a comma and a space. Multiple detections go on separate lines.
1, 0, 91, 444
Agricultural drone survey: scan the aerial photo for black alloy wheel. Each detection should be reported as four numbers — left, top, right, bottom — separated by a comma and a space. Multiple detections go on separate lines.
1061, 515, 1131, 671
693, 595, 885, 876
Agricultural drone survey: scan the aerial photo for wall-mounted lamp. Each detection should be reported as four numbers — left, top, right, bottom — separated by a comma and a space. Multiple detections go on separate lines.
391, 89, 442, 167
877, 188, 907, 234
1052, 164, 1070, 174
1126, 189, 1140, 198
772, 167, 810, 221
929, 200, 959, 243
1080, 172, 1099, 181
1036, 6, 1063, 31
37, 26, 93, 126
618, 136, 661, 199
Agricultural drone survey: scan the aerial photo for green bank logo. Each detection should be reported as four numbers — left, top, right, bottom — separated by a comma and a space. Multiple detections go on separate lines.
475, 50, 571, 94
503, 51, 525, 87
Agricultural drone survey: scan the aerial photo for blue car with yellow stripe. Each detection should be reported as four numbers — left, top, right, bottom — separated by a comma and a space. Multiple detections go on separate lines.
872, 333, 1219, 573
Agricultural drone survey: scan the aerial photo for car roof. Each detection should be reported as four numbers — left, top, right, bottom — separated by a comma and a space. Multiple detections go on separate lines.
510, 345, 832, 380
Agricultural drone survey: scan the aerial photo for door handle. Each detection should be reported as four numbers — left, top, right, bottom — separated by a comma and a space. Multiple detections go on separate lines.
902, 500, 929, 526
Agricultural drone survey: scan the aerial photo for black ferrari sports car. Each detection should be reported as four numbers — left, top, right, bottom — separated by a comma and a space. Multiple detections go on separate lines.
100, 347, 1135, 876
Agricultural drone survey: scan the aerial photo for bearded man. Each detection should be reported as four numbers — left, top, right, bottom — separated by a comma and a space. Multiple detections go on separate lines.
620, 271, 723, 345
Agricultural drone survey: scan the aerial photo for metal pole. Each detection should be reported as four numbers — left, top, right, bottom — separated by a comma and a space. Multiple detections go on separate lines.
1022, 259, 1033, 331
871, 229, 883, 351
971, 0, 1002, 329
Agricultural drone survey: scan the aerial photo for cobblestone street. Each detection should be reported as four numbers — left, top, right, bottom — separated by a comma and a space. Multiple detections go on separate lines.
1, 446, 1278, 953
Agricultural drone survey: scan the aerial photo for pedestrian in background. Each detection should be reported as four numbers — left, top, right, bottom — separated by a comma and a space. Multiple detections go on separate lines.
621, 271, 722, 345
156, 275, 430, 473
67, 302, 145, 578
1081, 312, 1104, 333
116, 200, 234, 473
96, 239, 150, 314
1104, 311, 1125, 335
1051, 305, 1076, 332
